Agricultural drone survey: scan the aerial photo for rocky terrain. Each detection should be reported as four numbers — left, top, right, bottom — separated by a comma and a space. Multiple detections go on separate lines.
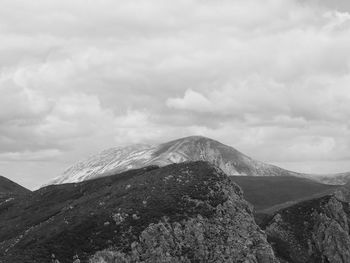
3, 143, 350, 263
261, 184, 350, 263
0, 162, 278, 263
49, 136, 350, 186
49, 136, 304, 185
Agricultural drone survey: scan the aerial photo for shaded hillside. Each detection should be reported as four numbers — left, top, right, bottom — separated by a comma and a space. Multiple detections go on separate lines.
262, 185, 350, 263
0, 162, 277, 263
0, 175, 31, 203
231, 176, 339, 212
0, 176, 29, 194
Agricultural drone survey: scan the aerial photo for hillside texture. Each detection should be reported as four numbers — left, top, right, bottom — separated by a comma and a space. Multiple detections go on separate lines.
0, 162, 277, 263
0, 175, 30, 204
230, 176, 338, 212
50, 136, 300, 185
262, 185, 350, 263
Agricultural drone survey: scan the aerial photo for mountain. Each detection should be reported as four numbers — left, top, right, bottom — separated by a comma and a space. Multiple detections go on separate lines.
0, 175, 29, 195
261, 185, 350, 263
317, 172, 350, 185
50, 136, 308, 185
0, 161, 277, 263
0, 175, 30, 203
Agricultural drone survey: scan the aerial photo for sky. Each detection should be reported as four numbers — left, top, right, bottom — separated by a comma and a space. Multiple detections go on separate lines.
1, 0, 350, 189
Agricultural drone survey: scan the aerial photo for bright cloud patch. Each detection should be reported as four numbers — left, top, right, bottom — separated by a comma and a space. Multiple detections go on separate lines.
1, 0, 350, 188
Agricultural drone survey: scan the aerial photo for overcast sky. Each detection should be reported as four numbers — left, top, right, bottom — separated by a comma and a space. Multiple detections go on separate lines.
2, 0, 350, 189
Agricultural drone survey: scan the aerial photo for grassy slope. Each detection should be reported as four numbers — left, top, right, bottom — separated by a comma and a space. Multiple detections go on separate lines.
0, 176, 30, 194
0, 176, 31, 204
230, 175, 339, 212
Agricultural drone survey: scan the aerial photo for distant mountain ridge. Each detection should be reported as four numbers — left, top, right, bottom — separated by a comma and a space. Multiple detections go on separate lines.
49, 135, 350, 185
49, 136, 297, 184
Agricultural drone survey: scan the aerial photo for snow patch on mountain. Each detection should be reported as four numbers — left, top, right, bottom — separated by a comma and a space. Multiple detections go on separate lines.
49, 136, 296, 185
48, 135, 350, 185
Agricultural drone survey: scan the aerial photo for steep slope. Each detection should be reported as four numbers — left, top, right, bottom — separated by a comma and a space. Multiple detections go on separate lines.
0, 162, 277, 263
0, 175, 29, 194
0, 175, 31, 203
261, 185, 350, 263
50, 136, 304, 185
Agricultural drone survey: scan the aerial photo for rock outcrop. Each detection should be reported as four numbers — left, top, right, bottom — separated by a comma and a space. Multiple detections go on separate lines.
90, 162, 278, 263
263, 186, 350, 263
0, 161, 277, 263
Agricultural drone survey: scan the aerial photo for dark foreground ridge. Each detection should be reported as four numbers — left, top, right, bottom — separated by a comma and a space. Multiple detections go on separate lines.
0, 161, 277, 263
261, 184, 350, 263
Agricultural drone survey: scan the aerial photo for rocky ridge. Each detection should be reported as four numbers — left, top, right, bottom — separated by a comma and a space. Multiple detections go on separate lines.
0, 161, 278, 263
90, 164, 278, 263
263, 184, 350, 263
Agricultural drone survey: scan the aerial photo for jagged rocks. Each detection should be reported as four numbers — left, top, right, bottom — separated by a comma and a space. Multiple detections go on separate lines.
264, 191, 350, 263
90, 162, 277, 263
91, 215, 276, 263
0, 161, 277, 263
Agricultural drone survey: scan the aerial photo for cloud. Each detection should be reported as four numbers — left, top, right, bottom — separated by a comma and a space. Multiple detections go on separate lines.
167, 89, 213, 112
0, 149, 62, 162
166, 75, 350, 124
0, 78, 51, 124
1, 0, 350, 188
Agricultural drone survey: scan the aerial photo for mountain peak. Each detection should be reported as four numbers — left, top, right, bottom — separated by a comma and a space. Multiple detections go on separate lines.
48, 136, 302, 185
167, 135, 226, 145
173, 135, 213, 141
